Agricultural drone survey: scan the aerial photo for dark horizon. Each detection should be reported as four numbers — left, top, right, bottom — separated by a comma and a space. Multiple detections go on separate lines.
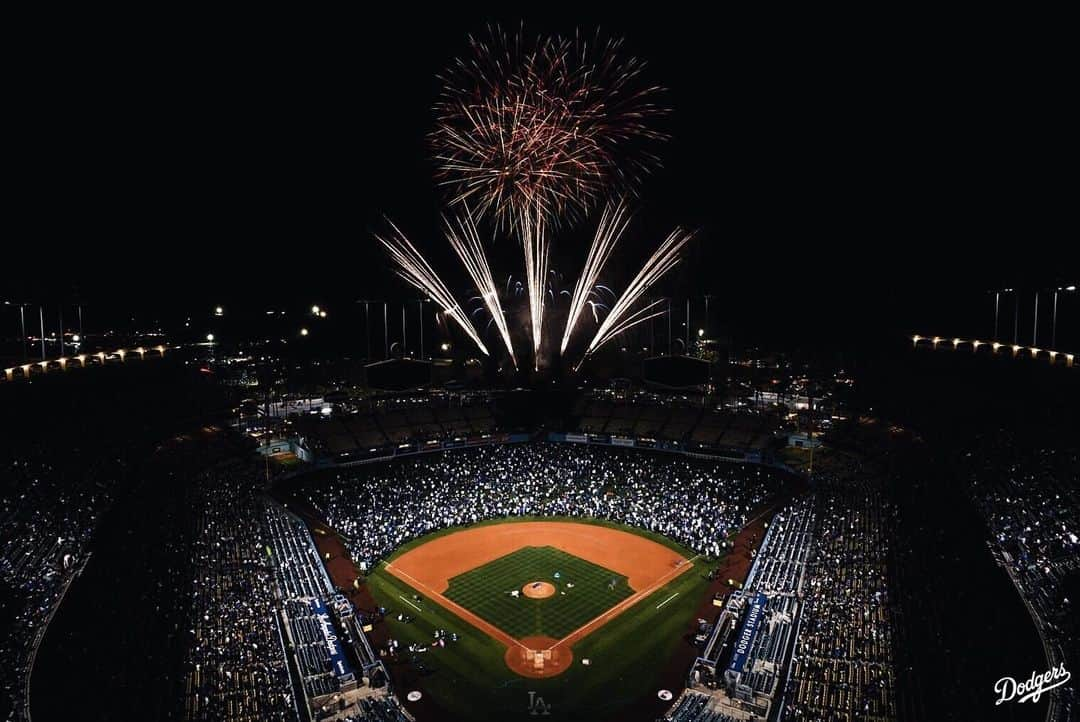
6, 10, 1075, 351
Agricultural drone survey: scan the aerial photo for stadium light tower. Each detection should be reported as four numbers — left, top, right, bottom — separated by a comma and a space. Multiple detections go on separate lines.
1054, 285, 1077, 349
5, 301, 30, 362
1033, 292, 1040, 347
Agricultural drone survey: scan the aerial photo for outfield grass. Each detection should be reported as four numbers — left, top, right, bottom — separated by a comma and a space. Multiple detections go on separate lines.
444, 545, 633, 639
366, 519, 721, 721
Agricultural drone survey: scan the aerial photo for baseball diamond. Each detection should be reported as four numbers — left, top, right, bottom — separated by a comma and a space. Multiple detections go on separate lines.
444, 546, 634, 640
382, 520, 695, 680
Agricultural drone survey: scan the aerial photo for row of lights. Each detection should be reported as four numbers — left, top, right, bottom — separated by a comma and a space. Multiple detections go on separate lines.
913, 335, 1075, 365
3, 346, 168, 380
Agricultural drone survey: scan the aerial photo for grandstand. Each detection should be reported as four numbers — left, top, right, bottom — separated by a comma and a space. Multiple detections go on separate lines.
264, 503, 406, 721
687, 499, 815, 720
568, 392, 776, 458
291, 397, 498, 464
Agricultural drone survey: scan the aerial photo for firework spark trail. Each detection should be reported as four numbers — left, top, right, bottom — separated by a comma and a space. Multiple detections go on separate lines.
560, 200, 633, 354
577, 228, 694, 369
445, 210, 518, 368
376, 220, 490, 357
521, 207, 549, 369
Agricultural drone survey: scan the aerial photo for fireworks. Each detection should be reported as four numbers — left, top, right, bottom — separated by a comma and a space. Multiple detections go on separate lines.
445, 210, 518, 368
560, 200, 633, 354
432, 26, 668, 366
432, 26, 668, 232
376, 220, 490, 357
376, 26, 695, 373
576, 227, 695, 369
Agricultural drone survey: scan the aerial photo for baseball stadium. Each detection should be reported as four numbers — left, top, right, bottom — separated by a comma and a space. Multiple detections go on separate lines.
276, 440, 792, 721
5, 9, 1078, 722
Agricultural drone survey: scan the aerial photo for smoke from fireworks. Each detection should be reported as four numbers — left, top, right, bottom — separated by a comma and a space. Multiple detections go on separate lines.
376, 220, 490, 357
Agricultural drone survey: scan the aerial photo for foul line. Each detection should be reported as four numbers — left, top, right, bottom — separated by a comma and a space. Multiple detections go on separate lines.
398, 595, 422, 612
656, 592, 680, 610
547, 554, 700, 652
384, 561, 530, 652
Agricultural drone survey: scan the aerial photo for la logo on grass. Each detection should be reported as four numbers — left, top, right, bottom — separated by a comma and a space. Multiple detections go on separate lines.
528, 691, 552, 716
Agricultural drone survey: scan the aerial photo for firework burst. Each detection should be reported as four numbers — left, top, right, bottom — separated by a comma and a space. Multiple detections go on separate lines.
432, 25, 668, 232
432, 26, 667, 367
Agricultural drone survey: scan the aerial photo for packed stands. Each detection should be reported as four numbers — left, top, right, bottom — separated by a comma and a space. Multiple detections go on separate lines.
302, 442, 784, 572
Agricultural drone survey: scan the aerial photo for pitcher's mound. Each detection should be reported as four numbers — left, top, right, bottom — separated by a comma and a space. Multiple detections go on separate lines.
505, 636, 572, 677
522, 581, 556, 599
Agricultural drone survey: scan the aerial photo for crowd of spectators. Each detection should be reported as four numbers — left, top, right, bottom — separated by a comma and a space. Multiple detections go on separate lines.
779, 477, 899, 722
966, 433, 1078, 722
303, 442, 782, 571
179, 465, 297, 722
0, 446, 119, 721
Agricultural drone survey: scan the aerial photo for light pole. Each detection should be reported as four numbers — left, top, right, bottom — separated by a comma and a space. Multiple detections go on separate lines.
1033, 292, 1039, 347
704, 294, 713, 339
685, 298, 690, 353
418, 299, 429, 360
660, 297, 669, 356
994, 291, 1000, 341
20, 304, 27, 362
383, 302, 388, 359
1054, 285, 1077, 350
6, 302, 29, 362
1013, 292, 1019, 346
39, 306, 46, 360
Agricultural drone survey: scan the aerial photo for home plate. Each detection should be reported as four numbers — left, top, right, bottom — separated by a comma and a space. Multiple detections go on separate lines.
657, 690, 673, 701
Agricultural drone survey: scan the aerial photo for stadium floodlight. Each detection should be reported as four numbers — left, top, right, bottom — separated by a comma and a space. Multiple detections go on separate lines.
206, 333, 215, 342
214, 306, 223, 316
300, 328, 309, 336
311, 305, 321, 315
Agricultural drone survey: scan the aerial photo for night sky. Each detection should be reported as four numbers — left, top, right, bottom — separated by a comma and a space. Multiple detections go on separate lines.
8, 10, 1074, 350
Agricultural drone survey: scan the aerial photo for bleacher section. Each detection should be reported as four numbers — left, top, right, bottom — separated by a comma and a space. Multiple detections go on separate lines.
664, 691, 739, 722
263, 503, 405, 722
571, 393, 775, 454
686, 499, 816, 720
292, 398, 498, 462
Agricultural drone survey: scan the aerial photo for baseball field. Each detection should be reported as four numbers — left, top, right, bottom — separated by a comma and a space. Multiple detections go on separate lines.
364, 516, 723, 721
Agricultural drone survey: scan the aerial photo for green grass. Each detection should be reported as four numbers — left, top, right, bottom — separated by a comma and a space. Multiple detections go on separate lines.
443, 545, 633, 639
365, 519, 722, 721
